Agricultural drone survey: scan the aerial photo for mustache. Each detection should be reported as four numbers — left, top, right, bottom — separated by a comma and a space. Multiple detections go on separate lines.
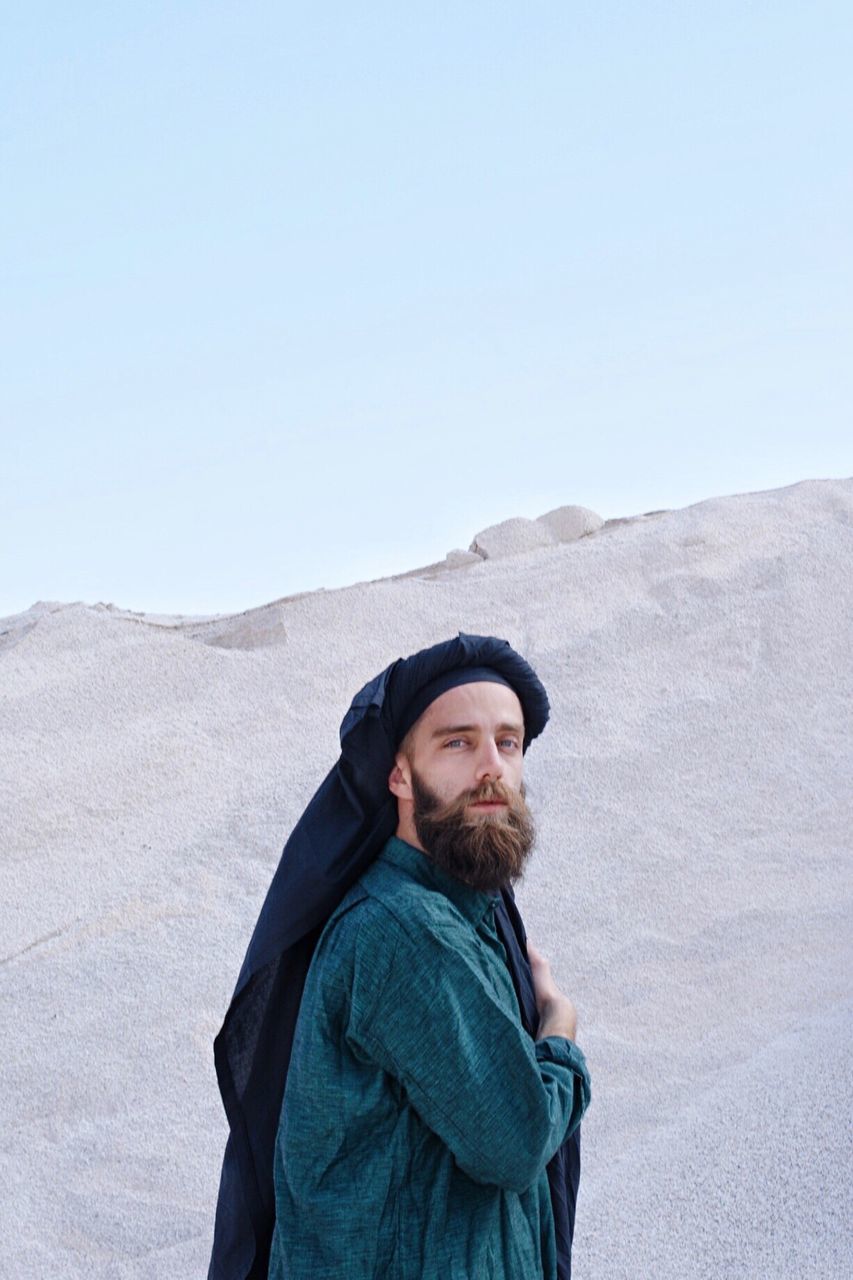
418, 776, 528, 825
467, 779, 513, 804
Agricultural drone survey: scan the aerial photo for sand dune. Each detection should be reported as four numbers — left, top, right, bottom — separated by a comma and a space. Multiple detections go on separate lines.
1, 477, 851, 1278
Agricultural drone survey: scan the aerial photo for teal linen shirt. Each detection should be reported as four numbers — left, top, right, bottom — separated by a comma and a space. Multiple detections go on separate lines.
268, 835, 591, 1280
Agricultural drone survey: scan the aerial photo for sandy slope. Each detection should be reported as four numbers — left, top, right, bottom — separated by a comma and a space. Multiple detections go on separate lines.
1, 477, 851, 1279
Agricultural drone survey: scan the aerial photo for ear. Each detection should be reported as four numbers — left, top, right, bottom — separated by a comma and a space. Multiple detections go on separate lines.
388, 752, 413, 801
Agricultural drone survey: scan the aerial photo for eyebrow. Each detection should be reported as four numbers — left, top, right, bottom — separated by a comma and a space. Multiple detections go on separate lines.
429, 722, 524, 739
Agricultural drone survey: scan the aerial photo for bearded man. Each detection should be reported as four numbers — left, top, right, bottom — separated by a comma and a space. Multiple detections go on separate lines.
209, 635, 590, 1280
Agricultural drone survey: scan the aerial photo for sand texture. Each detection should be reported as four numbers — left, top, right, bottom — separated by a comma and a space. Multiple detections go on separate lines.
1, 477, 851, 1278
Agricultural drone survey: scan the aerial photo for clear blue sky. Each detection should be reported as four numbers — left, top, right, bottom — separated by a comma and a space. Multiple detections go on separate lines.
3, 2, 850, 617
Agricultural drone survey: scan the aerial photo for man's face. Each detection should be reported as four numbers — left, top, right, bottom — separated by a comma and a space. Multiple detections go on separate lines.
393, 681, 535, 893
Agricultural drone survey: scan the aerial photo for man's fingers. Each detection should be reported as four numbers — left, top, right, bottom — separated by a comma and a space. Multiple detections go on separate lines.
527, 943, 558, 1000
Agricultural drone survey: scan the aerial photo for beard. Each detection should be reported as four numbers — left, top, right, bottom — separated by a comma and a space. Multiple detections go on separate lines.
410, 770, 536, 893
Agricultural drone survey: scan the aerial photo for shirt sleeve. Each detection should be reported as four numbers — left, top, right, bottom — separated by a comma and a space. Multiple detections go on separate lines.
345, 905, 591, 1193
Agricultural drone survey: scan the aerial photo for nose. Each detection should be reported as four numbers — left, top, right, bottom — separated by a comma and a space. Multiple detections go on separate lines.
474, 737, 504, 783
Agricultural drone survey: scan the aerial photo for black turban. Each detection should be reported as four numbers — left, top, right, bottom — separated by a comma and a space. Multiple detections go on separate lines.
208, 632, 581, 1279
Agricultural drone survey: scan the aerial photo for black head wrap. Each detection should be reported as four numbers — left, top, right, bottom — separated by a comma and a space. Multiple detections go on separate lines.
209, 632, 580, 1280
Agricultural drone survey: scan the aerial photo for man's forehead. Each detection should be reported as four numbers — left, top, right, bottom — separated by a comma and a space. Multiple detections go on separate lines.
416, 680, 525, 732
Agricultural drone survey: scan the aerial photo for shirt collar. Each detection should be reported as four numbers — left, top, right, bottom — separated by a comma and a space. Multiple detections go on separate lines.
379, 835, 500, 928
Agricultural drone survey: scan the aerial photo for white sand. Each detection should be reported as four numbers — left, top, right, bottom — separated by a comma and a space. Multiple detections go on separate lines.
1, 476, 851, 1278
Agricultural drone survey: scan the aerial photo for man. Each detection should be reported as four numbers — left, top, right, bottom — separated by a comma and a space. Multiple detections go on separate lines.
209, 634, 589, 1280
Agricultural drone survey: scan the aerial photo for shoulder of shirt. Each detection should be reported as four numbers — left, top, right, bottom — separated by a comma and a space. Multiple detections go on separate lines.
322, 859, 472, 957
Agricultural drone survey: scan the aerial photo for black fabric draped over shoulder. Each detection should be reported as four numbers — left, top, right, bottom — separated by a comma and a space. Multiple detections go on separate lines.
208, 632, 581, 1279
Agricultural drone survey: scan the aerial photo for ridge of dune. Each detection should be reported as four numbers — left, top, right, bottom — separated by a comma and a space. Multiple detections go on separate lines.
0, 474, 842, 639
1, 475, 851, 1279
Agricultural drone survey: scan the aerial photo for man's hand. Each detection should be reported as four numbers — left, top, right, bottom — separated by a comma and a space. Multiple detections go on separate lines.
527, 941, 578, 1043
